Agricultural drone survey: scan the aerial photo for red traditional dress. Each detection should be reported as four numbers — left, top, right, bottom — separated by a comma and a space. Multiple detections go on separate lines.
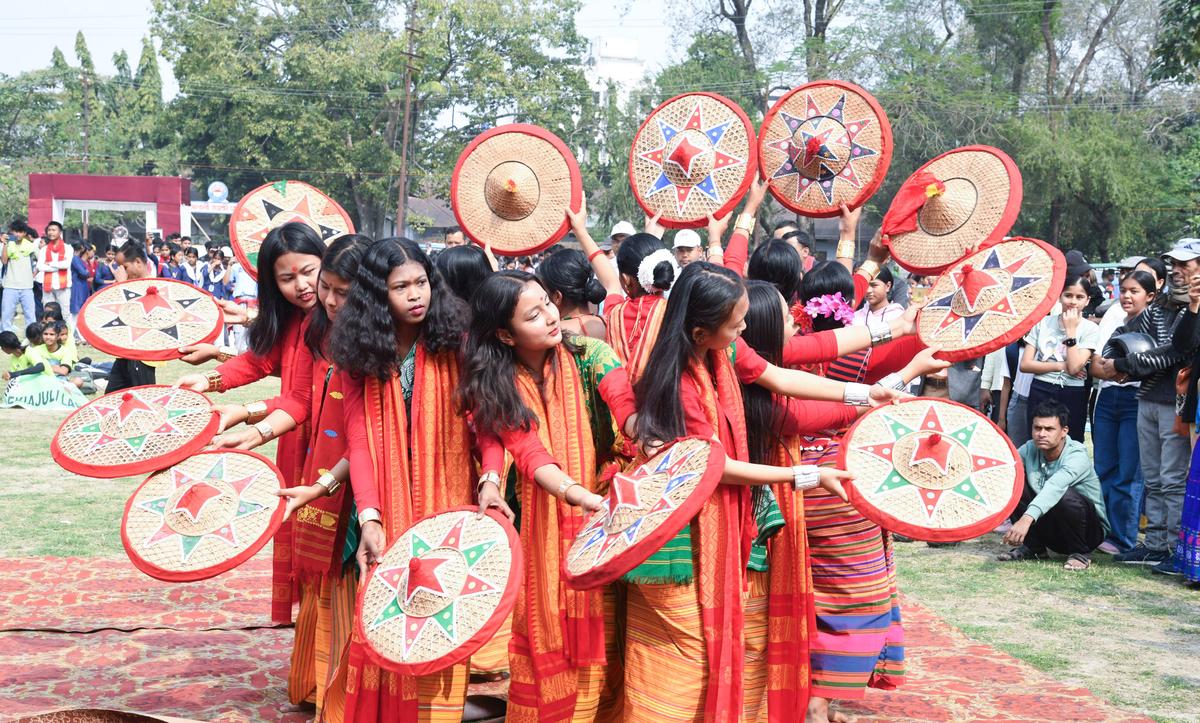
494, 338, 636, 722
329, 344, 482, 722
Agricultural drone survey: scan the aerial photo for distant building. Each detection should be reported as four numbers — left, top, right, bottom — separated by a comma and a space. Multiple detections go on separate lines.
585, 36, 647, 107
383, 196, 458, 242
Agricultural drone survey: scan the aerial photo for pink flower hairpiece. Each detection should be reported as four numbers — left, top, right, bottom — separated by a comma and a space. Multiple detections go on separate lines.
803, 292, 855, 325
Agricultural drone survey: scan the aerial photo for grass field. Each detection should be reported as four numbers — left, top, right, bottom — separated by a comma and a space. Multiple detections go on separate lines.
1, 349, 1198, 721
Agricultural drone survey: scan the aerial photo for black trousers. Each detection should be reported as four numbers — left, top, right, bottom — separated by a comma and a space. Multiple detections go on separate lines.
1026, 379, 1088, 443
1010, 482, 1105, 555
106, 357, 156, 393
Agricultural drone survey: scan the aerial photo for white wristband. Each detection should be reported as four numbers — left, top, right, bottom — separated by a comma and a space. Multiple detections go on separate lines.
791, 465, 820, 491
359, 508, 382, 525
843, 382, 872, 406
876, 372, 906, 391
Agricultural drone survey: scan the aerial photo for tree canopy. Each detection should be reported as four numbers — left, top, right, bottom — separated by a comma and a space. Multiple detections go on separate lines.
0, 0, 1194, 259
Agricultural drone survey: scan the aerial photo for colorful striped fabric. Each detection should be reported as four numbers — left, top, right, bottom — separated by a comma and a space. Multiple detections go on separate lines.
288, 584, 320, 705
805, 470, 906, 699
1175, 442, 1200, 582
748, 486, 786, 572
314, 572, 358, 720
622, 524, 694, 583
624, 580, 708, 721
741, 570, 771, 721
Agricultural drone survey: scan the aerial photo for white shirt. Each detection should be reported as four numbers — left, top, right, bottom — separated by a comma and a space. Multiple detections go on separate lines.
37, 241, 74, 291
981, 347, 1009, 392
852, 302, 905, 328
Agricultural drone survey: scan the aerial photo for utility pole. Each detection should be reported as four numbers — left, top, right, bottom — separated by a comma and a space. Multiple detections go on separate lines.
395, 0, 422, 238
81, 66, 92, 238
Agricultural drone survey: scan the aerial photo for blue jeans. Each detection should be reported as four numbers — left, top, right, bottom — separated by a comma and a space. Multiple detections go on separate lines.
1, 287, 35, 333
1093, 386, 1143, 550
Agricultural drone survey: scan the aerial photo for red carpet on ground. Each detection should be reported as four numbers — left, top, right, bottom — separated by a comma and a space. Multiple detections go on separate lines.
0, 556, 1150, 722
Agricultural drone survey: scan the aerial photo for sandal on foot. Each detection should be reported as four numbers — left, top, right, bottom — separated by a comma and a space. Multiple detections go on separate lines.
1064, 553, 1091, 571
997, 545, 1048, 562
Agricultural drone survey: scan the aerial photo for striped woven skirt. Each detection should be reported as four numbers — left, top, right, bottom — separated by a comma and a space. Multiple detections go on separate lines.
1176, 441, 1200, 582
741, 570, 770, 722
623, 580, 707, 721
803, 441, 905, 700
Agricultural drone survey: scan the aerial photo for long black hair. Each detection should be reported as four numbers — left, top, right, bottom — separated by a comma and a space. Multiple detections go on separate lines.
330, 237, 466, 380
248, 222, 326, 356
635, 262, 745, 445
1122, 269, 1158, 299
304, 234, 374, 358
748, 238, 803, 303
799, 260, 855, 332
538, 248, 605, 307
616, 232, 675, 295
741, 281, 788, 465
434, 244, 493, 303
457, 271, 580, 434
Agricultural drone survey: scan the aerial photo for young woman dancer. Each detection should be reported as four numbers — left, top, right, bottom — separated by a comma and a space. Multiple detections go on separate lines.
458, 271, 638, 722
326, 237, 494, 722
176, 221, 325, 628
209, 235, 373, 720
739, 280, 945, 721
538, 248, 608, 339
1021, 274, 1100, 443
627, 262, 898, 723
773, 260, 932, 723
1091, 270, 1156, 553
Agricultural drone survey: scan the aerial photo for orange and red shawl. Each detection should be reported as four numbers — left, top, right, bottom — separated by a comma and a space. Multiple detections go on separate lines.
292, 360, 355, 581
684, 349, 753, 723
507, 343, 607, 720
340, 347, 475, 722
604, 294, 666, 383
765, 436, 817, 721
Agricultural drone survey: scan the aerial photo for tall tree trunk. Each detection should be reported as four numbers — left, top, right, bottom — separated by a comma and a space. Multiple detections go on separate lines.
1048, 196, 1064, 245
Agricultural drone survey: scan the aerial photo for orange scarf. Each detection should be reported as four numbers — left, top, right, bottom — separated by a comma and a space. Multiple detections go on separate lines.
765, 436, 816, 721
686, 348, 752, 722
342, 346, 475, 721
42, 239, 69, 290
510, 343, 607, 713
605, 294, 666, 383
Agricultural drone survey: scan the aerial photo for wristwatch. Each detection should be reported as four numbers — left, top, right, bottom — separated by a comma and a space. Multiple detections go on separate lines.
1063, 337, 1077, 347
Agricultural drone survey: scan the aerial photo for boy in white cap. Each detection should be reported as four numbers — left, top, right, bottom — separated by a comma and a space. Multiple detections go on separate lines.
672, 228, 704, 267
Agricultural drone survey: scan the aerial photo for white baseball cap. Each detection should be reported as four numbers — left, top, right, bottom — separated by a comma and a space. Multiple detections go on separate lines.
1162, 238, 1200, 263
221, 247, 234, 258
672, 229, 702, 248
609, 221, 636, 239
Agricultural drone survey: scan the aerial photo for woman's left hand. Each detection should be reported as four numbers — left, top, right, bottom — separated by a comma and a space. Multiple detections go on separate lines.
177, 343, 220, 365
867, 385, 908, 406
212, 403, 246, 432
817, 468, 854, 502
477, 481, 515, 522
276, 484, 325, 521
209, 427, 267, 450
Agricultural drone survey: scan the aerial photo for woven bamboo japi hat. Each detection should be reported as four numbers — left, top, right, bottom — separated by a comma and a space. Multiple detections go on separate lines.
757, 80, 893, 217
839, 398, 1023, 543
121, 450, 286, 582
356, 507, 521, 675
451, 124, 582, 255
229, 180, 355, 279
628, 92, 757, 229
564, 436, 724, 589
51, 385, 219, 479
918, 237, 1066, 361
77, 278, 223, 361
882, 145, 1023, 275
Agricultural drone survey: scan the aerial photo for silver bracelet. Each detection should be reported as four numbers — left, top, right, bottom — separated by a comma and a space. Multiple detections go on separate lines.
791, 465, 820, 491
358, 508, 382, 525
876, 372, 907, 391
868, 322, 893, 347
843, 382, 872, 407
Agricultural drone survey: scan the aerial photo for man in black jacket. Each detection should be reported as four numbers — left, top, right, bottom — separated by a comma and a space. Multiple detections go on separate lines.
1111, 238, 1200, 569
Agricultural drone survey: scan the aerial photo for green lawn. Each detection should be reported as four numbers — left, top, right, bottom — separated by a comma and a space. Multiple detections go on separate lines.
895, 538, 1200, 723
0, 350, 280, 557
2, 349, 1198, 721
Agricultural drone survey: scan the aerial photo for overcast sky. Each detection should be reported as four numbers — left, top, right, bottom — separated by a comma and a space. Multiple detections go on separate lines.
0, 0, 676, 96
